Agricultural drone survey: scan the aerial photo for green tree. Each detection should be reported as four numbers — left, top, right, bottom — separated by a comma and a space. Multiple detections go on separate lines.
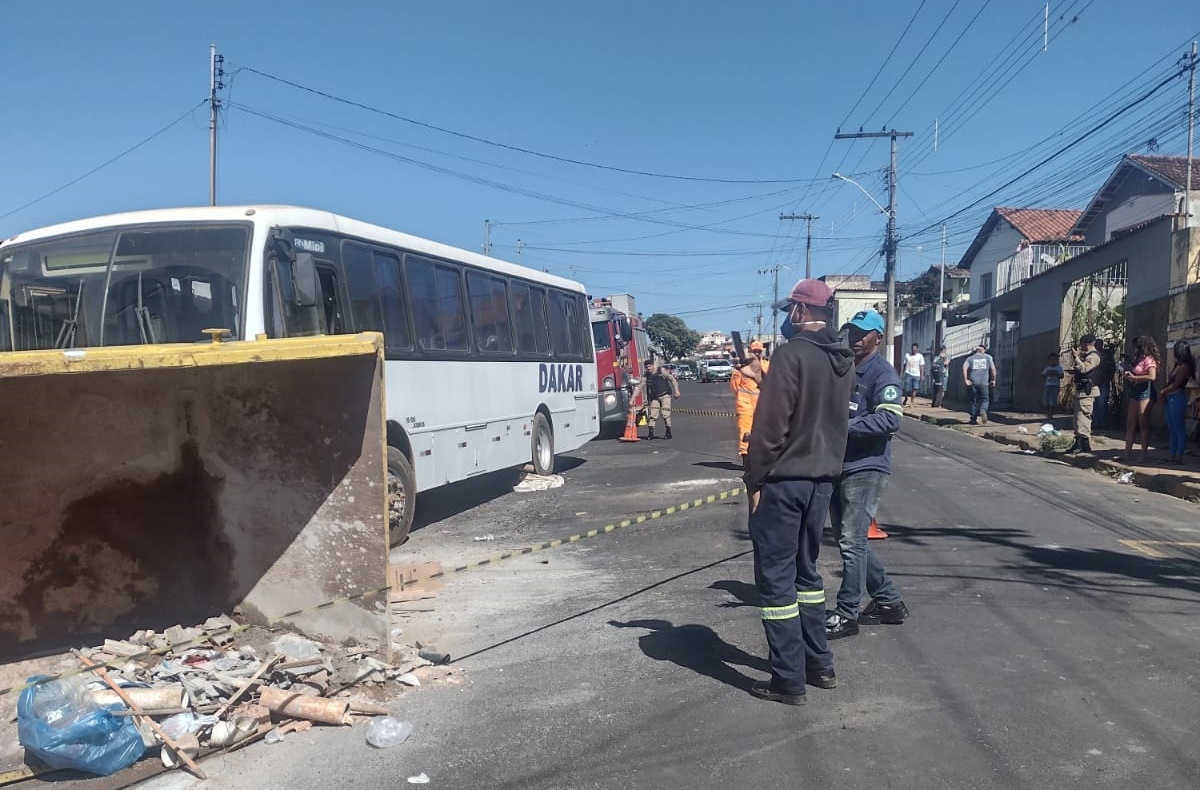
645, 313, 701, 361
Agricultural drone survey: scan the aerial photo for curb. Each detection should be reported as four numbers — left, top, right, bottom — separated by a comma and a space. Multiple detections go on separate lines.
904, 412, 1200, 504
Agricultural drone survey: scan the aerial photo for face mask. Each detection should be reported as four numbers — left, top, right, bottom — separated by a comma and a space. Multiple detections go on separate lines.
780, 318, 796, 341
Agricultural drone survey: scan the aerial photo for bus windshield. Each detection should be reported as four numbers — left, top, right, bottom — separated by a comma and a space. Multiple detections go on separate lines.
0, 224, 249, 351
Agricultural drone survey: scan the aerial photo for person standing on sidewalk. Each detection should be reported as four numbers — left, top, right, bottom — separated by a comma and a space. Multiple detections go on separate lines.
962, 345, 997, 425
731, 340, 770, 464
1064, 334, 1102, 455
1041, 353, 1064, 420
1120, 336, 1160, 462
743, 278, 855, 705
643, 360, 680, 440
825, 310, 910, 641
1161, 341, 1196, 464
930, 346, 949, 408
902, 344, 925, 406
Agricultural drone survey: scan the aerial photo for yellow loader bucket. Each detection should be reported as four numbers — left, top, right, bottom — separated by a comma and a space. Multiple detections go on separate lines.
0, 333, 389, 662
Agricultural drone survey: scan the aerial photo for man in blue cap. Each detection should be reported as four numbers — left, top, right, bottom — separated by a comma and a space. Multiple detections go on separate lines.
826, 309, 911, 640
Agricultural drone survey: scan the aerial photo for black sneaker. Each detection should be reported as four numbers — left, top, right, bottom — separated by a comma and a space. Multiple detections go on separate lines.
750, 680, 806, 705
807, 669, 837, 690
825, 613, 859, 640
860, 600, 909, 625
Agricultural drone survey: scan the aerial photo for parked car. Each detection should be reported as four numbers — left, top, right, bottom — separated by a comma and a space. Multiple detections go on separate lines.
700, 358, 733, 383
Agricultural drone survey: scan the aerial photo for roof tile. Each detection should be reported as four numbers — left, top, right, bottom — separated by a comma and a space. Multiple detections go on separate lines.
995, 207, 1082, 242
1127, 154, 1200, 190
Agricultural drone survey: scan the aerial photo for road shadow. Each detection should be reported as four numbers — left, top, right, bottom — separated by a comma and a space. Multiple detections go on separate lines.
708, 579, 757, 608
608, 619, 764, 691
412, 456, 587, 531
693, 461, 744, 473
881, 521, 1200, 599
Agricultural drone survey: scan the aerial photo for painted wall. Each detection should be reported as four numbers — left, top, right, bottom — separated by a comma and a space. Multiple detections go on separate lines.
966, 221, 1025, 305
1105, 193, 1174, 240
831, 291, 886, 329
1014, 328, 1065, 414
1081, 172, 1173, 246
1020, 217, 1173, 338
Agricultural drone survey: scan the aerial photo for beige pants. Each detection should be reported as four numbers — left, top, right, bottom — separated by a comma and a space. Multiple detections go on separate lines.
1075, 391, 1095, 438
648, 395, 673, 428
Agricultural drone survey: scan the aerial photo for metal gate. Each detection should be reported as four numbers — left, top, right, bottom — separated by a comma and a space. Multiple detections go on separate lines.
994, 321, 1019, 405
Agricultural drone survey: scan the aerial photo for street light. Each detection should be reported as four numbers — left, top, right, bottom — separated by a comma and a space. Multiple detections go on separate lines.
831, 173, 888, 215
832, 172, 897, 364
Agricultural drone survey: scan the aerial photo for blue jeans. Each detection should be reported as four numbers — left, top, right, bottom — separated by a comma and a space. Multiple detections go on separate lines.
1165, 391, 1188, 456
968, 382, 989, 420
829, 470, 901, 621
1092, 389, 1109, 430
903, 374, 920, 395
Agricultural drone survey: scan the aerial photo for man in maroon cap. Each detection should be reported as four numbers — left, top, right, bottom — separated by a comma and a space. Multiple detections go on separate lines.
743, 278, 856, 705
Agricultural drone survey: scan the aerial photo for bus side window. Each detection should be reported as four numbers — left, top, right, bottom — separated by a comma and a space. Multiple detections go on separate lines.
407, 255, 468, 353
466, 271, 514, 354
510, 282, 550, 355
373, 250, 412, 351
341, 244, 386, 335
548, 290, 584, 360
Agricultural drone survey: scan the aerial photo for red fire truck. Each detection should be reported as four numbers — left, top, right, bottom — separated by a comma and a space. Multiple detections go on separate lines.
590, 294, 651, 435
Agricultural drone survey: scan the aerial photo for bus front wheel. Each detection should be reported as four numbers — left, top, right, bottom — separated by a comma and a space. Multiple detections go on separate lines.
531, 413, 555, 476
387, 447, 416, 546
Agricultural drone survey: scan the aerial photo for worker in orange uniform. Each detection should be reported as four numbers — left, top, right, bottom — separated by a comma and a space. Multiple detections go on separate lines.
732, 340, 770, 468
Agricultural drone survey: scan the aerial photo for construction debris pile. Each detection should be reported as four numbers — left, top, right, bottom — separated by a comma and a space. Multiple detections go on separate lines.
14, 615, 461, 780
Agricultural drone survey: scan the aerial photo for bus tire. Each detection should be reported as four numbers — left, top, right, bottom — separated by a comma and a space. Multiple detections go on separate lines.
387, 447, 416, 546
531, 412, 555, 476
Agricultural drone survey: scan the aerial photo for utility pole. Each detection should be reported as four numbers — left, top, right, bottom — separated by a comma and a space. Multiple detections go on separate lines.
208, 44, 225, 207
834, 128, 913, 364
1185, 41, 1197, 226
780, 213, 820, 278
758, 264, 783, 349
937, 223, 947, 354
483, 219, 492, 256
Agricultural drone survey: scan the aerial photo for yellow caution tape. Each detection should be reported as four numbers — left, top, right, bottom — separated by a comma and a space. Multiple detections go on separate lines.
0, 485, 747, 700
672, 407, 737, 418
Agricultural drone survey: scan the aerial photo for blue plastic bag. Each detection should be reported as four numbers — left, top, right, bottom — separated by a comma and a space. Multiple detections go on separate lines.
17, 675, 145, 776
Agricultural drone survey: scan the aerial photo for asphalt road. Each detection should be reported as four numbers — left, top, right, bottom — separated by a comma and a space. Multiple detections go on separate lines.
138, 379, 1200, 790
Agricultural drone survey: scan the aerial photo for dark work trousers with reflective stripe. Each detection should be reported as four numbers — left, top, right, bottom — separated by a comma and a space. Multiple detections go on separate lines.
749, 478, 834, 695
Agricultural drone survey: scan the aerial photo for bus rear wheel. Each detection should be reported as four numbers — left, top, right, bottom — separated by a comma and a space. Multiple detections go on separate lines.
387, 447, 416, 546
531, 413, 555, 476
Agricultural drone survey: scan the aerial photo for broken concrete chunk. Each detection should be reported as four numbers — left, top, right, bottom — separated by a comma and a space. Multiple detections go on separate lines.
417, 648, 450, 665
269, 634, 323, 661
203, 614, 237, 632
103, 639, 146, 657
164, 625, 199, 648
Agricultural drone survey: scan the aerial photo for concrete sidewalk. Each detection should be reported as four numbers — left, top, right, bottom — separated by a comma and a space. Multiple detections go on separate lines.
903, 399, 1200, 504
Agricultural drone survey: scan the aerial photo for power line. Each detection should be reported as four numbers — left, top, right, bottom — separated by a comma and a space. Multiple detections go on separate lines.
837, 0, 929, 130
858, 0, 966, 129
237, 66, 817, 185
906, 65, 1188, 241
0, 100, 207, 223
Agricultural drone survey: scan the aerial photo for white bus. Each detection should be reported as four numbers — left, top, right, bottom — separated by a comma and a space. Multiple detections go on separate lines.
0, 205, 599, 543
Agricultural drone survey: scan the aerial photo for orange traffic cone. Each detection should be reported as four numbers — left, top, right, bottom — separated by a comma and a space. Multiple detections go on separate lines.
868, 518, 888, 540
617, 405, 641, 442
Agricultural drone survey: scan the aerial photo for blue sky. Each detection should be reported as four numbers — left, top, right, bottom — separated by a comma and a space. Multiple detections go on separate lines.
3, 1, 1197, 335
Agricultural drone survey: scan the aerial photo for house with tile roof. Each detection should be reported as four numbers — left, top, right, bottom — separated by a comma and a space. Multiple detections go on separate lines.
981, 154, 1200, 416
1071, 154, 1200, 245
957, 206, 1087, 311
